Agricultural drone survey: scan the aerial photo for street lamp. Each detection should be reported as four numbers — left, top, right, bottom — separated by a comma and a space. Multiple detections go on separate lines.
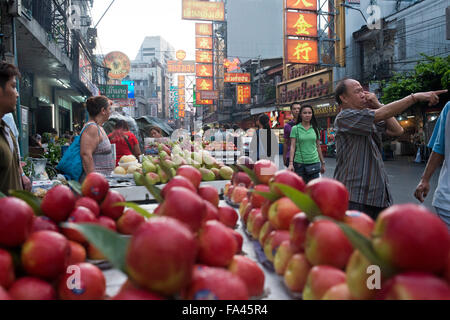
340, 3, 368, 25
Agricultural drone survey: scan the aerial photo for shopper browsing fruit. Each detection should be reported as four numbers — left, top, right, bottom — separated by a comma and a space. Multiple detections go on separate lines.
80, 96, 115, 180
108, 120, 141, 166
0, 62, 31, 194
287, 105, 325, 184
415, 101, 450, 230
283, 102, 301, 168
333, 78, 447, 219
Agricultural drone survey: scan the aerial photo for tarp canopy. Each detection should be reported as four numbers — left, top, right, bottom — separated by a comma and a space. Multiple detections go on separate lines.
134, 116, 174, 137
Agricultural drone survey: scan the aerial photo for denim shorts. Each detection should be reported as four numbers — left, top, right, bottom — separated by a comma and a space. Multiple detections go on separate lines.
435, 207, 450, 231
293, 162, 320, 184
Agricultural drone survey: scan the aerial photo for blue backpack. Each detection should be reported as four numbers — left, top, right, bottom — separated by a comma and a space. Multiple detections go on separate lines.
56, 123, 97, 181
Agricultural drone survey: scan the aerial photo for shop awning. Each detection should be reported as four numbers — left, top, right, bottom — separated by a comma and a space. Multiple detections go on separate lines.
250, 106, 276, 115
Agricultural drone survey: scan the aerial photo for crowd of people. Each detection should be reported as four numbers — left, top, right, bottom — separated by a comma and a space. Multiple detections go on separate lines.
0, 60, 448, 228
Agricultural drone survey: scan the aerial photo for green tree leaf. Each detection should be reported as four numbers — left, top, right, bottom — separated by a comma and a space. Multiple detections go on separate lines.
62, 223, 130, 273
253, 190, 281, 202
114, 202, 154, 219
273, 183, 321, 221
142, 181, 163, 204
68, 180, 82, 196
9, 190, 43, 216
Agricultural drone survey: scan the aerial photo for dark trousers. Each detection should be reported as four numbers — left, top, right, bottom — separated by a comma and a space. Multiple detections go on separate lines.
348, 201, 387, 221
293, 162, 320, 184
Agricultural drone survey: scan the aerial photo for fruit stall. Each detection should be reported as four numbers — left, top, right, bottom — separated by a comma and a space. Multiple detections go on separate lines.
0, 155, 449, 301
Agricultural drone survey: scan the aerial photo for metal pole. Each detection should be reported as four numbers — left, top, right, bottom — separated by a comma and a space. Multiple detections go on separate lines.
12, 17, 23, 157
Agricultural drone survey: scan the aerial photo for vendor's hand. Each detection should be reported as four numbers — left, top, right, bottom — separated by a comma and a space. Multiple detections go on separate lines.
414, 179, 430, 203
414, 90, 448, 106
320, 163, 326, 174
364, 91, 382, 109
288, 164, 294, 172
22, 175, 32, 192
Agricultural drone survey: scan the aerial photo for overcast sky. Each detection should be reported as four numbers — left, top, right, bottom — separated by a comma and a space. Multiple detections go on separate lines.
91, 0, 196, 61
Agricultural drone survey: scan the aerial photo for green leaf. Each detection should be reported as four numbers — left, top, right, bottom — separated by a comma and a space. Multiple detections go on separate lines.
237, 164, 260, 185
253, 190, 280, 202
334, 220, 397, 279
0, 191, 6, 198
142, 180, 163, 204
9, 190, 43, 216
62, 223, 130, 273
114, 202, 154, 219
229, 164, 239, 173
68, 180, 82, 196
273, 183, 321, 221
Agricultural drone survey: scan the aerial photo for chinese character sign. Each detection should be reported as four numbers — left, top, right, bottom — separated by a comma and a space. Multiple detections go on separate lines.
237, 85, 251, 104
196, 50, 213, 64
286, 0, 317, 11
178, 77, 185, 118
182, 0, 225, 21
286, 12, 318, 37
286, 39, 318, 64
196, 78, 214, 91
196, 37, 213, 50
196, 64, 213, 77
195, 23, 213, 36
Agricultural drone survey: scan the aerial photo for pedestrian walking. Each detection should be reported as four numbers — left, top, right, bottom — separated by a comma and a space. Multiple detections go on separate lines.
0, 62, 31, 194
333, 78, 447, 220
414, 101, 450, 230
108, 120, 141, 166
80, 96, 115, 179
287, 105, 325, 184
283, 102, 301, 168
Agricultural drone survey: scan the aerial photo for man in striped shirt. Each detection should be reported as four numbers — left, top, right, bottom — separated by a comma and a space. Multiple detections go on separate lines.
333, 78, 447, 219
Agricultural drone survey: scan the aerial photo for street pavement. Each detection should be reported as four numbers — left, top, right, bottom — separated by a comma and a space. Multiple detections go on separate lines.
320, 156, 440, 212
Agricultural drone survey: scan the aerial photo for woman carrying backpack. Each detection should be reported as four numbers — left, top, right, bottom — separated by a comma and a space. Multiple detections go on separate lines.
287, 105, 325, 184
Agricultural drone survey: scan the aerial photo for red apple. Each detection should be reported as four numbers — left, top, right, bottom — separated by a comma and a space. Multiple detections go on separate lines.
242, 205, 256, 225
116, 209, 145, 235
218, 206, 238, 228
160, 187, 206, 232
58, 262, 106, 300
113, 285, 165, 300
284, 253, 312, 293
305, 219, 353, 269
203, 200, 220, 223
289, 212, 309, 252
237, 156, 254, 171
251, 212, 267, 240
372, 204, 450, 273
376, 272, 450, 300
183, 265, 249, 300
176, 165, 202, 189
343, 210, 375, 238
62, 207, 97, 244
198, 185, 220, 207
250, 184, 270, 208
9, 277, 56, 300
303, 265, 347, 300
231, 230, 243, 253
0, 249, 14, 289
254, 160, 277, 185
68, 241, 87, 265
31, 216, 59, 234
198, 220, 237, 267
81, 172, 109, 202
126, 217, 197, 295
0, 286, 10, 300
259, 221, 275, 246
97, 216, 116, 231
274, 240, 296, 275
229, 255, 265, 297
231, 186, 248, 204
100, 190, 125, 220
268, 197, 300, 230
238, 197, 249, 217
305, 178, 349, 220
87, 243, 106, 260
269, 169, 306, 196
21, 230, 70, 280
41, 185, 76, 223
444, 252, 450, 283
263, 230, 291, 263
260, 199, 272, 219
161, 175, 196, 198
232, 171, 252, 188
246, 208, 261, 236
322, 283, 353, 300
75, 197, 100, 217
0, 197, 34, 247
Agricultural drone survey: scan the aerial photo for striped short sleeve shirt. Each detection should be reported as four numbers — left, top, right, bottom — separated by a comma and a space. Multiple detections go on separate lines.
333, 108, 393, 208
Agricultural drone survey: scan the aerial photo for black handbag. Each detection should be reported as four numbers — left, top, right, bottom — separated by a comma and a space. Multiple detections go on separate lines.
303, 162, 321, 176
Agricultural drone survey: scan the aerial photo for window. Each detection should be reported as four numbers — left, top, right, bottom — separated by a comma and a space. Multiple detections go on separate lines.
143, 53, 155, 57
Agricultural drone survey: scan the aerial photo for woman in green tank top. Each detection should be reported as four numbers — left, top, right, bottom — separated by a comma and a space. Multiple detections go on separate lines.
287, 105, 325, 184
